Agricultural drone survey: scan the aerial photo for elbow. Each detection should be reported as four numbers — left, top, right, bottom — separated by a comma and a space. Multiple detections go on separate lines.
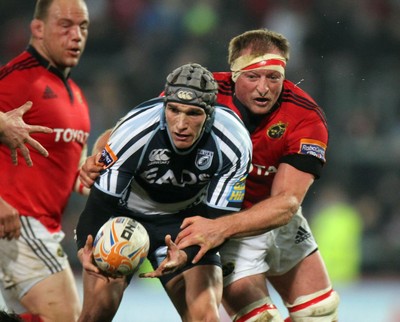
283, 196, 301, 225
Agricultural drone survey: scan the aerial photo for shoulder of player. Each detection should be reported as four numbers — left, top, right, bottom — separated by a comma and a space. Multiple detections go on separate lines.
111, 97, 163, 138
213, 72, 234, 96
214, 104, 245, 127
124, 97, 163, 122
0, 52, 39, 83
281, 79, 320, 109
280, 80, 327, 124
211, 105, 252, 149
213, 72, 232, 86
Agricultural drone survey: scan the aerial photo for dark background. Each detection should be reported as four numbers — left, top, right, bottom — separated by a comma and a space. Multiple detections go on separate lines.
1, 0, 399, 282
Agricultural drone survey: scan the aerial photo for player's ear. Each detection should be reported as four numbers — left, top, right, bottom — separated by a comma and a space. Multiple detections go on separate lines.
30, 19, 44, 39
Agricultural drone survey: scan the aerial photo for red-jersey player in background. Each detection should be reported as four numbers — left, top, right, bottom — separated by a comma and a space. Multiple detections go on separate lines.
0, 0, 90, 321
176, 29, 340, 322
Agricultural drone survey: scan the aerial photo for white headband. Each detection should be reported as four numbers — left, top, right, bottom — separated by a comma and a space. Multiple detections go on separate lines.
231, 54, 286, 82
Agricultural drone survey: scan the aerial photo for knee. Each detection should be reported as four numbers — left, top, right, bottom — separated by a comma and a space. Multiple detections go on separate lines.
286, 288, 340, 322
183, 305, 219, 322
232, 297, 284, 322
78, 297, 120, 322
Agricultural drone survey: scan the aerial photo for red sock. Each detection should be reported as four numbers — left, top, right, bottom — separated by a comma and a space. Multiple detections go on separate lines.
284, 318, 292, 322
19, 313, 43, 322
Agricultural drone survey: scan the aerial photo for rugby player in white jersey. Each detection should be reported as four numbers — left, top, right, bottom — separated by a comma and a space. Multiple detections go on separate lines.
75, 63, 252, 322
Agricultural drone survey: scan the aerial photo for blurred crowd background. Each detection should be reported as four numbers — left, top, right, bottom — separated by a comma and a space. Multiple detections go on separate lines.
1, 0, 400, 286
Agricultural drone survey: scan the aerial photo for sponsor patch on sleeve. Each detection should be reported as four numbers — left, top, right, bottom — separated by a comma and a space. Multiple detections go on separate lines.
227, 177, 246, 203
99, 144, 118, 168
298, 139, 326, 162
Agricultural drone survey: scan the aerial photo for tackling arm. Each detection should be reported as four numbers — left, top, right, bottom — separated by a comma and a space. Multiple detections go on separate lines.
177, 163, 315, 263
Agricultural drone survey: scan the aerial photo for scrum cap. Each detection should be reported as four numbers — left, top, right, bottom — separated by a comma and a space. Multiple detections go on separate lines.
164, 63, 218, 116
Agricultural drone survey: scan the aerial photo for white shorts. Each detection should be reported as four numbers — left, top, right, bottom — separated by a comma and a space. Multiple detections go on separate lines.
0, 216, 69, 312
221, 208, 318, 286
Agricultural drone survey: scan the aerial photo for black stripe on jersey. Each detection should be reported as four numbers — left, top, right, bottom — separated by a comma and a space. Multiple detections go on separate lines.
20, 217, 63, 274
282, 90, 328, 128
217, 80, 233, 96
0, 57, 40, 80
282, 89, 318, 110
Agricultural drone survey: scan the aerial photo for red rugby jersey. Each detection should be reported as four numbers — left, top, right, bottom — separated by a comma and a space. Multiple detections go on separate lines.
0, 46, 90, 232
214, 72, 328, 209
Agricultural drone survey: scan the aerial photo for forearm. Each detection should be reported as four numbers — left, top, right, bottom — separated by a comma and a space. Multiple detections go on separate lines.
75, 186, 120, 249
220, 194, 299, 238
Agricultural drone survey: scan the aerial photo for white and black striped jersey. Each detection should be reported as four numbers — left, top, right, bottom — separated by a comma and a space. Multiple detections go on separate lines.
95, 97, 252, 217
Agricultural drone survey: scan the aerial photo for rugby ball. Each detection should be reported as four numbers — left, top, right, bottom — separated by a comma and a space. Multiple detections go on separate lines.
93, 217, 150, 276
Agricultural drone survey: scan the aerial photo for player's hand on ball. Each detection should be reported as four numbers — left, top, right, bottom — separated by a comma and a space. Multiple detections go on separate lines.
78, 235, 101, 275
140, 235, 187, 278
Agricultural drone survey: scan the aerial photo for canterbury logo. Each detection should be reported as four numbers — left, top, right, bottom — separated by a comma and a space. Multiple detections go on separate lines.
149, 149, 170, 162
177, 90, 194, 100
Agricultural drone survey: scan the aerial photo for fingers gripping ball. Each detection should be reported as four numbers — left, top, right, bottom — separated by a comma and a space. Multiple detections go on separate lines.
93, 217, 150, 276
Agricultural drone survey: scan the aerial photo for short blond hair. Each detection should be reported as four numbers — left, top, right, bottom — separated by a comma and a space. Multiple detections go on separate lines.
228, 29, 290, 65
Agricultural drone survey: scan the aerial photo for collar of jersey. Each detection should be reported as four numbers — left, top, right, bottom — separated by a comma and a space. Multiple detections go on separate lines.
27, 45, 71, 81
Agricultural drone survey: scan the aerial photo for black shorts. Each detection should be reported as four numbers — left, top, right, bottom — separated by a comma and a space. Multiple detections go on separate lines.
129, 212, 221, 286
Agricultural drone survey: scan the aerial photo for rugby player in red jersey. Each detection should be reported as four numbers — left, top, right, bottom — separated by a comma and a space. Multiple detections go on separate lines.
176, 29, 339, 322
0, 0, 90, 321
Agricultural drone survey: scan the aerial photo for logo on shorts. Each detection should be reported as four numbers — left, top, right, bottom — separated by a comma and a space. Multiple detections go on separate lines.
295, 226, 311, 244
57, 246, 65, 257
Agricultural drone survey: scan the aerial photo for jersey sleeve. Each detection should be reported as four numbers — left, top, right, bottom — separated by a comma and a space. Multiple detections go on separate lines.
285, 112, 328, 163
94, 107, 154, 197
205, 108, 252, 217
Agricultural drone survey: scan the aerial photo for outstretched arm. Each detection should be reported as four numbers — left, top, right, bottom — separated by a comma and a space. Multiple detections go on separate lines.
0, 101, 53, 166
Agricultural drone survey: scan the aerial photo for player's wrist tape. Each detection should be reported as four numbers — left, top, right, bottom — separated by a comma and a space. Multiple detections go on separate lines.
182, 245, 201, 263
